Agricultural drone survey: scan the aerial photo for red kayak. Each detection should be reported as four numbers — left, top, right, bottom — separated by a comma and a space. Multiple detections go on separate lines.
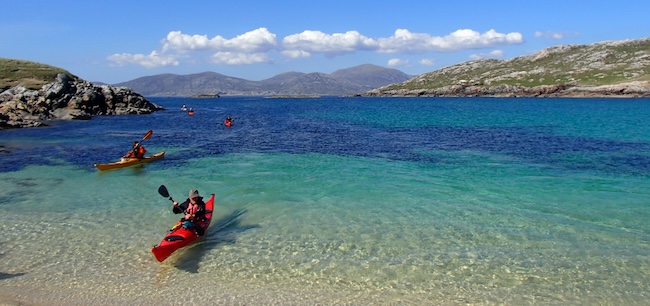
151, 194, 215, 262
224, 119, 232, 127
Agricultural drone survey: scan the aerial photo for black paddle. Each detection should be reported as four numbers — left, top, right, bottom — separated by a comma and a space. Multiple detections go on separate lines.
158, 185, 184, 232
158, 184, 174, 202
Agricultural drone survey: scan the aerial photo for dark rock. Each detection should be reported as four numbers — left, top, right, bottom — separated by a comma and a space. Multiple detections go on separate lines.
0, 73, 163, 129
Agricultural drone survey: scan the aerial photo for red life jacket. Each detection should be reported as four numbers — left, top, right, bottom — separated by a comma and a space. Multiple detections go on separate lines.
185, 202, 200, 215
135, 146, 146, 158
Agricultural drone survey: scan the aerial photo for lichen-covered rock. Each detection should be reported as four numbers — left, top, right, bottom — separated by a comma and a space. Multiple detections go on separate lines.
365, 38, 650, 98
364, 82, 650, 98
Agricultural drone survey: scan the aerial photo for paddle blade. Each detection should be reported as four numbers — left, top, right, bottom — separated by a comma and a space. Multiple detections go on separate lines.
142, 130, 153, 141
158, 185, 169, 198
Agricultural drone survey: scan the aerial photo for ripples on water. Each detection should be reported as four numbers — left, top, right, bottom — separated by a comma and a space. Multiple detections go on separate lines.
0, 97, 649, 305
2, 97, 650, 177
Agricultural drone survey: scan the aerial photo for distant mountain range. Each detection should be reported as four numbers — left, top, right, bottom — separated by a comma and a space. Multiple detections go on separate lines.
114, 64, 413, 97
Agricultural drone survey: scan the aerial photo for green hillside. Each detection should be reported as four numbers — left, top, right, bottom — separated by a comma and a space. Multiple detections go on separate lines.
376, 38, 650, 92
0, 58, 76, 91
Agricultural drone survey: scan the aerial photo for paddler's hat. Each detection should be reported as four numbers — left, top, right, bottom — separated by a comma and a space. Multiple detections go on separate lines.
189, 189, 200, 199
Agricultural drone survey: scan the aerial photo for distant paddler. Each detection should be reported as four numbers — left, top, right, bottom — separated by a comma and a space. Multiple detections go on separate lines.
224, 116, 234, 127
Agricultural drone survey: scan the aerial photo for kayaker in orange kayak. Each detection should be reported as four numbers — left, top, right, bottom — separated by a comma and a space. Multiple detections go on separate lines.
123, 141, 146, 159
172, 189, 207, 235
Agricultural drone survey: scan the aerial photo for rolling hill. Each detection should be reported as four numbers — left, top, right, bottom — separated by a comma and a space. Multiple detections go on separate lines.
366, 37, 650, 97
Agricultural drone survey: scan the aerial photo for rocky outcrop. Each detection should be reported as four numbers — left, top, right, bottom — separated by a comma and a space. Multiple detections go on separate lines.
364, 81, 650, 98
0, 73, 163, 128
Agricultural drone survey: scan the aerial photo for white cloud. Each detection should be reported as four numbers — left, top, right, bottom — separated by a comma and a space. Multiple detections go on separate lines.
535, 31, 562, 39
282, 30, 378, 57
107, 50, 179, 68
419, 58, 435, 66
377, 29, 523, 53
163, 28, 277, 53
281, 49, 311, 58
489, 50, 504, 57
469, 49, 505, 60
387, 58, 409, 67
109, 27, 526, 68
210, 52, 271, 65
534, 31, 576, 39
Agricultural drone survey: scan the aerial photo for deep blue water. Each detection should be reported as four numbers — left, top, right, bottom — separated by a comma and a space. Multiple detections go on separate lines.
2, 96, 649, 177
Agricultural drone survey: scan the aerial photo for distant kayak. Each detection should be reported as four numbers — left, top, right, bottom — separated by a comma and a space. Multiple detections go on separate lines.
188, 111, 194, 116
224, 119, 232, 127
93, 151, 165, 171
151, 193, 215, 262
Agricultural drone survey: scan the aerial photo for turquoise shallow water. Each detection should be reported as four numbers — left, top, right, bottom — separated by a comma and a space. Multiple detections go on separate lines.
0, 97, 649, 305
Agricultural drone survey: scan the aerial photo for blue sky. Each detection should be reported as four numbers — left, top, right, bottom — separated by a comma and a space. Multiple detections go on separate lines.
2, 0, 648, 84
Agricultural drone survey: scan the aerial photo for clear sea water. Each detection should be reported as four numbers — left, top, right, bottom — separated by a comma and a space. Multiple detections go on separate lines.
0, 96, 649, 305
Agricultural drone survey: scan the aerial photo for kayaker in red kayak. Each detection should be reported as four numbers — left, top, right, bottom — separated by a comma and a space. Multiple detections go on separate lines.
123, 141, 147, 159
172, 189, 207, 235
152, 186, 215, 262
224, 116, 234, 127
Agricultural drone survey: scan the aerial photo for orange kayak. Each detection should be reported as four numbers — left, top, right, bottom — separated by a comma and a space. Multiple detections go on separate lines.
94, 151, 165, 171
